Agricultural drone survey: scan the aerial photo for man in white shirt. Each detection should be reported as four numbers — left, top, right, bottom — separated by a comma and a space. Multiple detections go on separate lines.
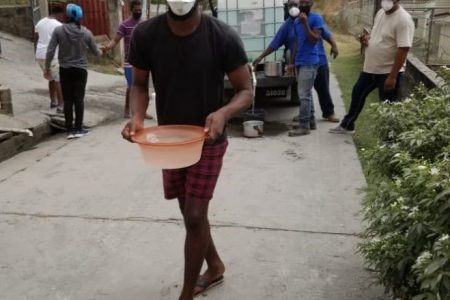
35, 6, 65, 112
330, 0, 415, 134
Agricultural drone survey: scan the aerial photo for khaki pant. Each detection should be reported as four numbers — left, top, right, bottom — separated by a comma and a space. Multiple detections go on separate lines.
36, 59, 60, 81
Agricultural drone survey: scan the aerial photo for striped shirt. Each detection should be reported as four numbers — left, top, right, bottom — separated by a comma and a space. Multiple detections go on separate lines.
117, 17, 140, 64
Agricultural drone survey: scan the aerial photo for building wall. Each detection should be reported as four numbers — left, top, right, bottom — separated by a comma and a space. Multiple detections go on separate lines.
438, 23, 450, 61
0, 5, 34, 39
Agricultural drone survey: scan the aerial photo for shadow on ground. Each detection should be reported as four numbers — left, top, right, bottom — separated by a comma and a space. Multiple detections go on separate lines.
228, 98, 298, 138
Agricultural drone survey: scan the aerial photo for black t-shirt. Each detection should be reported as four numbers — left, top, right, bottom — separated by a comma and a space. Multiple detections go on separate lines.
129, 14, 248, 126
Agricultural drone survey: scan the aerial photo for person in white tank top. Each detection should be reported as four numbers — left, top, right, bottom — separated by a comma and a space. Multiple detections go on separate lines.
35, 5, 65, 111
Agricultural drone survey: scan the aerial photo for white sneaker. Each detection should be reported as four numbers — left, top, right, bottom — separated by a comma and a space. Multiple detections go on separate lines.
329, 125, 355, 134
74, 129, 89, 138
67, 132, 76, 139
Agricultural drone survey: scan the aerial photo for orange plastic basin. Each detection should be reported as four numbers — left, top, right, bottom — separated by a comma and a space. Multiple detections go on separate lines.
132, 125, 206, 169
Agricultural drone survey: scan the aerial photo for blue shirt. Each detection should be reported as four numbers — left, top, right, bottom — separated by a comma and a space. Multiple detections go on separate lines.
293, 12, 325, 66
318, 25, 332, 66
268, 17, 297, 52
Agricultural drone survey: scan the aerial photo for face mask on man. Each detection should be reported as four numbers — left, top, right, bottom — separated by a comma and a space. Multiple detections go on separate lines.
299, 3, 311, 14
167, 0, 197, 20
289, 7, 300, 18
132, 12, 142, 19
381, 0, 394, 11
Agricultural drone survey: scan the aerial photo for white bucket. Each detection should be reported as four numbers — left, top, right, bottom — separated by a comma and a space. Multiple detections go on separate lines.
243, 120, 264, 138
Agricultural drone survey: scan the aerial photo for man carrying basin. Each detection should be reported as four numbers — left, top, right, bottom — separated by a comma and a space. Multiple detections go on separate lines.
121, 0, 253, 299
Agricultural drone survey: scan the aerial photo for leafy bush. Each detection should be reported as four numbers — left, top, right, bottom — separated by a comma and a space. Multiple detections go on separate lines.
359, 86, 450, 299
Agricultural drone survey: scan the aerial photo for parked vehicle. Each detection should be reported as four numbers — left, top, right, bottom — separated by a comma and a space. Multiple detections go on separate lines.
218, 0, 298, 104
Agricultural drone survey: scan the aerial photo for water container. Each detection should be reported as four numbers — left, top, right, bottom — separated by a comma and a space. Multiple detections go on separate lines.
218, 0, 286, 61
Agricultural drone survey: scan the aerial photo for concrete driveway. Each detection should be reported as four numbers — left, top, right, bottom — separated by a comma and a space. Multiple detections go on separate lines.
0, 70, 385, 299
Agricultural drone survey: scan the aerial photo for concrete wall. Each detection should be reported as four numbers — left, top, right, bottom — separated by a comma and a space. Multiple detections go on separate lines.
437, 23, 450, 62
403, 54, 448, 96
0, 5, 33, 39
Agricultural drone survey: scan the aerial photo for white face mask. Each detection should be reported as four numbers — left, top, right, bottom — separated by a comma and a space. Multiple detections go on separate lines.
289, 7, 300, 18
167, 0, 196, 16
381, 0, 394, 11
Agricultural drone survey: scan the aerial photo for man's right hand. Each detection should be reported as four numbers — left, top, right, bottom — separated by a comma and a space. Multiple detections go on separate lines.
43, 69, 51, 80
252, 57, 262, 67
103, 42, 114, 52
286, 64, 295, 76
121, 117, 144, 143
360, 34, 369, 47
299, 12, 308, 25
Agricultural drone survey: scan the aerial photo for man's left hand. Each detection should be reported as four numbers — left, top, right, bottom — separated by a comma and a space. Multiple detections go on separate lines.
384, 75, 397, 91
330, 47, 339, 59
286, 64, 295, 76
204, 110, 227, 143
43, 69, 51, 80
299, 13, 308, 24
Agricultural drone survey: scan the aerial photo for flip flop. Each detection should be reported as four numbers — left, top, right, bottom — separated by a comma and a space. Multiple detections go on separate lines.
194, 275, 224, 296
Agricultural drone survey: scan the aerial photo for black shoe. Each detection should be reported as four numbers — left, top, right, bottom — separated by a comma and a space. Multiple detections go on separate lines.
310, 120, 317, 130
288, 127, 311, 136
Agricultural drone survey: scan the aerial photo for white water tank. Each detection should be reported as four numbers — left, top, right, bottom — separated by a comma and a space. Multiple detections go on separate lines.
218, 0, 286, 61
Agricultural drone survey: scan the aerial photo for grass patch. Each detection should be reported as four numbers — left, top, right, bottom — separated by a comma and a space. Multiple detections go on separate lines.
329, 33, 379, 173
87, 53, 122, 75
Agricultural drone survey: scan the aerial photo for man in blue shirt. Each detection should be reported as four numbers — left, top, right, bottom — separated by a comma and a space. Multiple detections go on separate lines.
292, 24, 340, 123
289, 0, 324, 136
315, 25, 340, 122
253, 0, 299, 66
254, 0, 340, 125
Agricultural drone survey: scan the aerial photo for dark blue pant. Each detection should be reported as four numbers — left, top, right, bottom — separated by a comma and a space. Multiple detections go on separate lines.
341, 72, 403, 131
314, 64, 335, 118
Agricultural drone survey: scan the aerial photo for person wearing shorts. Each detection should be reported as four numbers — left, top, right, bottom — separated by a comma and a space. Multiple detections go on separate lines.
35, 5, 65, 112
121, 1, 253, 299
104, 0, 152, 119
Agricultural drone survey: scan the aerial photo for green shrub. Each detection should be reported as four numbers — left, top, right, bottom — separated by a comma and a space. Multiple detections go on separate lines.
359, 86, 450, 299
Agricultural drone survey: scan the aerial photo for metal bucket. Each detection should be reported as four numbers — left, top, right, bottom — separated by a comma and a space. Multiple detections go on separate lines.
264, 61, 283, 77
243, 120, 264, 138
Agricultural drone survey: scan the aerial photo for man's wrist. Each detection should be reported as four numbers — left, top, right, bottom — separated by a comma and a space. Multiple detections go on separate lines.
131, 114, 144, 123
387, 72, 397, 80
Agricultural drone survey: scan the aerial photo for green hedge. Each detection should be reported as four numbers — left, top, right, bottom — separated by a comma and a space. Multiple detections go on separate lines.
358, 84, 450, 299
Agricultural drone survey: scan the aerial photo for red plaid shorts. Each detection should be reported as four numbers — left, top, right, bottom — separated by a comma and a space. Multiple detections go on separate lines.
162, 138, 228, 201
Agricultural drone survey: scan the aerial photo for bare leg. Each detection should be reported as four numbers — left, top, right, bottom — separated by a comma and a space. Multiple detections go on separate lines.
124, 88, 130, 118
200, 224, 225, 279
177, 200, 223, 272
178, 198, 212, 300
55, 81, 64, 108
49, 80, 57, 107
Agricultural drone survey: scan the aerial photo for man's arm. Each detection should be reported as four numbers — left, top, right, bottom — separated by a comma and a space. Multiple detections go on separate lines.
287, 38, 298, 76
105, 33, 123, 51
34, 32, 39, 53
86, 30, 102, 57
384, 47, 410, 91
253, 22, 288, 66
45, 30, 58, 70
324, 36, 339, 59
253, 48, 275, 66
299, 13, 321, 43
122, 67, 149, 141
204, 65, 253, 141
